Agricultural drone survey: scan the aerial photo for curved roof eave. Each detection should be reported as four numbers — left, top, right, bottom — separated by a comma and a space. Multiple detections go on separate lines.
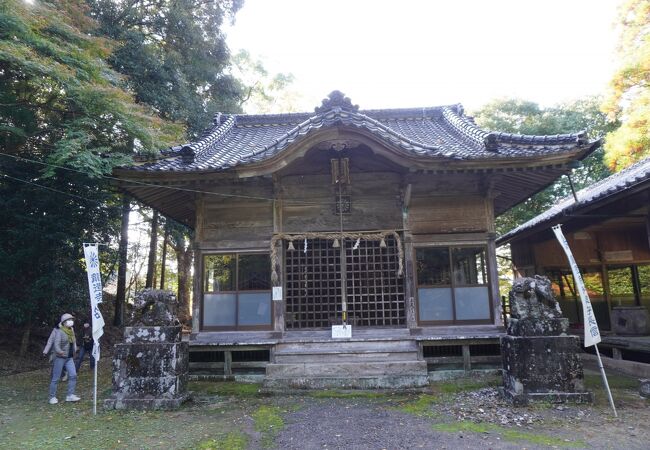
497, 156, 650, 246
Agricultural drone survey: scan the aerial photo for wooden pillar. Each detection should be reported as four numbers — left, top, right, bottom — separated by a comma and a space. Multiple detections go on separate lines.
404, 236, 417, 329
272, 179, 285, 333
646, 211, 650, 250
402, 182, 417, 329
224, 350, 232, 376
487, 236, 503, 327
192, 245, 202, 334
484, 188, 503, 327
191, 195, 204, 334
462, 345, 472, 372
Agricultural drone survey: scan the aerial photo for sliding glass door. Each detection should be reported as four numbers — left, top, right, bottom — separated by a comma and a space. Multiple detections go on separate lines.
415, 246, 492, 325
202, 253, 272, 330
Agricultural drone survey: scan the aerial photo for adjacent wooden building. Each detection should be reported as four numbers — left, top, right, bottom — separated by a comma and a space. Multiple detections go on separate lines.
498, 157, 650, 334
114, 91, 598, 384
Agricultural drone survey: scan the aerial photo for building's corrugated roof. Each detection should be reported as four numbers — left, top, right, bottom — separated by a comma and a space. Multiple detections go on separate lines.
498, 157, 650, 244
127, 91, 588, 173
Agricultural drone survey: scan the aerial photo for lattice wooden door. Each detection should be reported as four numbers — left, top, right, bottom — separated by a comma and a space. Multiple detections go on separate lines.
285, 236, 405, 329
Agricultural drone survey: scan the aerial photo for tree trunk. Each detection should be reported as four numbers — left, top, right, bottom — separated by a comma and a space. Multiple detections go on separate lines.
160, 226, 169, 290
114, 195, 130, 327
145, 210, 159, 288
19, 315, 32, 357
176, 242, 193, 324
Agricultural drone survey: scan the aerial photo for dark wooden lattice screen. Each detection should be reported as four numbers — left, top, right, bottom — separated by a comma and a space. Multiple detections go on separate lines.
285, 236, 405, 329
345, 237, 405, 327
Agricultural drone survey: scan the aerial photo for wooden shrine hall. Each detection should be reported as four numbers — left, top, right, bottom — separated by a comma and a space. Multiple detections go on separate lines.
114, 91, 599, 387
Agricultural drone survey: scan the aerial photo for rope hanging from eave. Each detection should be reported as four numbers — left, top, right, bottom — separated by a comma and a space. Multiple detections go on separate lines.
270, 231, 404, 286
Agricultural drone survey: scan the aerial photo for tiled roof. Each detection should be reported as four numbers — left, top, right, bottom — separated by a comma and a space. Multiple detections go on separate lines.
128, 91, 589, 173
498, 157, 650, 244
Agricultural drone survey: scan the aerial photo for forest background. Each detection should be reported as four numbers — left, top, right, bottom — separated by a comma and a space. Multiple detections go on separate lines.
1, 0, 648, 361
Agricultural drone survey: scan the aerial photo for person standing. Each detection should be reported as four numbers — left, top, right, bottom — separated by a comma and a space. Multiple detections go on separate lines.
75, 322, 95, 371
43, 323, 67, 380
48, 313, 80, 404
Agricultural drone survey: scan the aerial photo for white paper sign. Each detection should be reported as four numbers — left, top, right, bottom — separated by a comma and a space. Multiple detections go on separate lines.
332, 324, 352, 338
272, 286, 283, 301
552, 225, 601, 347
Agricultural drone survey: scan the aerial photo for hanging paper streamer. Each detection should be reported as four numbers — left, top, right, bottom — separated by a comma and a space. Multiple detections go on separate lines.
303, 238, 308, 254
353, 238, 360, 250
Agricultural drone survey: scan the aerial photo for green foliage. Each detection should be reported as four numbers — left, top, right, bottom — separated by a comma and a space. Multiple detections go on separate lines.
88, 0, 246, 137
601, 0, 650, 171
0, 0, 184, 328
231, 49, 301, 113
472, 97, 616, 234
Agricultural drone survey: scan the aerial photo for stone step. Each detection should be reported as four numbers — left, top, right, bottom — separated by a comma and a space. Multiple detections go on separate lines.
263, 374, 430, 390
274, 351, 419, 364
274, 339, 418, 355
265, 360, 428, 378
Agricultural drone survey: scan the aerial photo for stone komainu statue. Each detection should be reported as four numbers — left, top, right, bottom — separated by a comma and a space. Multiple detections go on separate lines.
507, 275, 568, 336
501, 275, 592, 405
130, 289, 180, 327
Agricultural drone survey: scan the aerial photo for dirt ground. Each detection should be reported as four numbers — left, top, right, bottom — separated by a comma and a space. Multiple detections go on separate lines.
0, 360, 648, 450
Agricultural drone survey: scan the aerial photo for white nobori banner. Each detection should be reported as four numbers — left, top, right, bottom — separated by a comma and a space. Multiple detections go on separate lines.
83, 244, 105, 360
551, 225, 601, 347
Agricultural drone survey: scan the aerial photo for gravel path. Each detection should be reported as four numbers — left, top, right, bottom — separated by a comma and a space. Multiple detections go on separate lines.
267, 387, 650, 450
273, 398, 545, 450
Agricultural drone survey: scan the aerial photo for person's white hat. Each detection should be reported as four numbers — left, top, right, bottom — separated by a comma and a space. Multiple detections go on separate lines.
60, 313, 74, 324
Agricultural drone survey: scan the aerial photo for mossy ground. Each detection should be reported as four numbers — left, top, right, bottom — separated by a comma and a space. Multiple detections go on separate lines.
1, 363, 647, 449
0, 362, 278, 449
431, 421, 587, 448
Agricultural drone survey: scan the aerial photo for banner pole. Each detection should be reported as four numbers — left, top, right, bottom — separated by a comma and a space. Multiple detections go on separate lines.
594, 343, 617, 417
83, 243, 105, 416
551, 225, 617, 417
93, 356, 98, 415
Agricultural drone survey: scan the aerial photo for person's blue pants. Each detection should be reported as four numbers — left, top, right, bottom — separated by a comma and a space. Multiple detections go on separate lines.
76, 346, 95, 371
49, 357, 77, 399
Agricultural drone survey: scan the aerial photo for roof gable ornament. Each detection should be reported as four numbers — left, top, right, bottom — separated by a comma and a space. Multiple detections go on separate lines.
180, 145, 195, 163
315, 90, 359, 114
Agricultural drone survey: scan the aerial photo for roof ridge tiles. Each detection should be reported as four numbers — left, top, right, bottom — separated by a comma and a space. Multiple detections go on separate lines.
243, 108, 450, 161
440, 106, 490, 149
489, 130, 586, 145
183, 115, 237, 161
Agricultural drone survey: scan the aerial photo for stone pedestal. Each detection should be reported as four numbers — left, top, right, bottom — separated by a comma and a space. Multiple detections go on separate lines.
611, 306, 650, 335
640, 379, 650, 398
501, 276, 592, 405
501, 335, 592, 405
104, 326, 190, 410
